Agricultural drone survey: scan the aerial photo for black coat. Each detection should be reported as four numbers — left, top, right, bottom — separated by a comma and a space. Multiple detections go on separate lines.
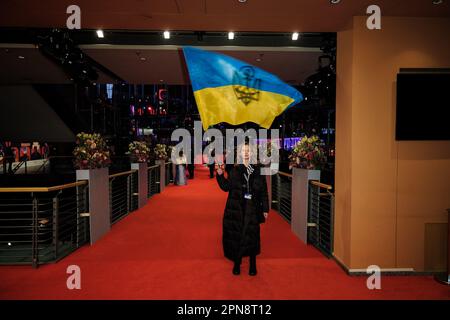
216, 164, 269, 261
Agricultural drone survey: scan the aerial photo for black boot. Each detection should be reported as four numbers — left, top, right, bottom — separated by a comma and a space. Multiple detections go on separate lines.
232, 258, 241, 275
249, 255, 257, 276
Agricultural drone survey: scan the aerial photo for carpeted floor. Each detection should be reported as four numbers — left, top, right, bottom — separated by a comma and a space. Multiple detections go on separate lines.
0, 165, 448, 300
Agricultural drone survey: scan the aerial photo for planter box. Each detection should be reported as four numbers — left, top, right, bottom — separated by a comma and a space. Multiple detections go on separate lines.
155, 160, 166, 192
76, 167, 110, 245
291, 168, 320, 244
131, 162, 148, 208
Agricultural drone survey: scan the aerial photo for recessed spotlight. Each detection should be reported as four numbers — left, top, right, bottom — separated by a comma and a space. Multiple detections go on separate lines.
330, 0, 341, 4
432, 0, 443, 4
228, 32, 235, 40
292, 32, 299, 41
238, 0, 247, 2
96, 30, 104, 38
140, 57, 146, 61
159, 79, 164, 82
18, 55, 25, 59
163, 31, 170, 39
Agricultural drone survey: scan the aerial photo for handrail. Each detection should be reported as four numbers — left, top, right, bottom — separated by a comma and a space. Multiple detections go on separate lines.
310, 180, 333, 191
108, 170, 137, 179
148, 164, 160, 170
0, 180, 88, 193
278, 171, 293, 178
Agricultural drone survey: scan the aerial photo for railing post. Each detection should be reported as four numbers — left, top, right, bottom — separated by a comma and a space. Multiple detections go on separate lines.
291, 168, 320, 244
155, 160, 165, 192
131, 163, 148, 208
52, 193, 60, 260
316, 185, 321, 245
31, 194, 39, 268
330, 192, 335, 255
76, 185, 81, 247
126, 174, 131, 213
147, 167, 152, 198
83, 184, 89, 243
109, 178, 113, 224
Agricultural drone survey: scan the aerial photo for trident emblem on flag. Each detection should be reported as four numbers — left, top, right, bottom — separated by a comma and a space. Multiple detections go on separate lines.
232, 66, 261, 105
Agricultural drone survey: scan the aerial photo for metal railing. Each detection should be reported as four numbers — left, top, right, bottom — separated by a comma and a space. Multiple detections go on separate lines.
109, 170, 138, 225
165, 161, 173, 185
0, 182, 89, 267
308, 181, 334, 257
147, 164, 160, 197
271, 172, 292, 223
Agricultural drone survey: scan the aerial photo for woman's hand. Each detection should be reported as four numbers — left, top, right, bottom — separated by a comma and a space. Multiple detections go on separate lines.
263, 212, 268, 219
216, 163, 224, 175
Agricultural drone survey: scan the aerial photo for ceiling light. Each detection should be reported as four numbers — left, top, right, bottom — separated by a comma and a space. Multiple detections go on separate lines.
228, 32, 235, 40
163, 31, 170, 39
140, 57, 146, 61
18, 55, 25, 59
330, 0, 341, 4
432, 0, 443, 4
238, 0, 247, 2
292, 32, 299, 41
96, 30, 104, 38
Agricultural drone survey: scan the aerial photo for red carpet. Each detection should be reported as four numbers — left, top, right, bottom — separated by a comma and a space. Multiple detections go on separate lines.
0, 165, 448, 300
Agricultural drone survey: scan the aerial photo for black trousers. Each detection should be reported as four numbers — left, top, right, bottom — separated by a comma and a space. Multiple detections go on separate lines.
187, 164, 194, 179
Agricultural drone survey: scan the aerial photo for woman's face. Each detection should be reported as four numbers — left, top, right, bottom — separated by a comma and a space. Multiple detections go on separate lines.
241, 145, 250, 162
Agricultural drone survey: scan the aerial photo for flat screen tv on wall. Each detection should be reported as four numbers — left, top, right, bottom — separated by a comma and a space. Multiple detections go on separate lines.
396, 70, 450, 141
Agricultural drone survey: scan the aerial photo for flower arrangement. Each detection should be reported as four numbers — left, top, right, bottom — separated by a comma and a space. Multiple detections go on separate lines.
73, 132, 111, 169
289, 135, 326, 170
127, 141, 150, 163
166, 145, 175, 159
154, 143, 168, 160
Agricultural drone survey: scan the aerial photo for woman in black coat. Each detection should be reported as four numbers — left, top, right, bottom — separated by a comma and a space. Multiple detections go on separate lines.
216, 144, 269, 276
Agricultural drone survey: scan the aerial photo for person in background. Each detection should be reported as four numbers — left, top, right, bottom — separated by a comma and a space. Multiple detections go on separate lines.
174, 150, 187, 186
3, 142, 14, 174
208, 149, 216, 178
187, 137, 195, 179
20, 148, 29, 162
30, 147, 42, 160
216, 142, 269, 276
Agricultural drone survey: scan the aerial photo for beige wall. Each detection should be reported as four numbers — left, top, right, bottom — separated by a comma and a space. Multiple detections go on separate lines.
335, 17, 450, 271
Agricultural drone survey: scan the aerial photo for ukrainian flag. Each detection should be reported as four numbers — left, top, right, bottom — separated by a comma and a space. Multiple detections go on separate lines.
182, 47, 303, 130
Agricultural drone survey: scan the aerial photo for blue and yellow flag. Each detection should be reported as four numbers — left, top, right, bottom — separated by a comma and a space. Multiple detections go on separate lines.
182, 47, 303, 130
